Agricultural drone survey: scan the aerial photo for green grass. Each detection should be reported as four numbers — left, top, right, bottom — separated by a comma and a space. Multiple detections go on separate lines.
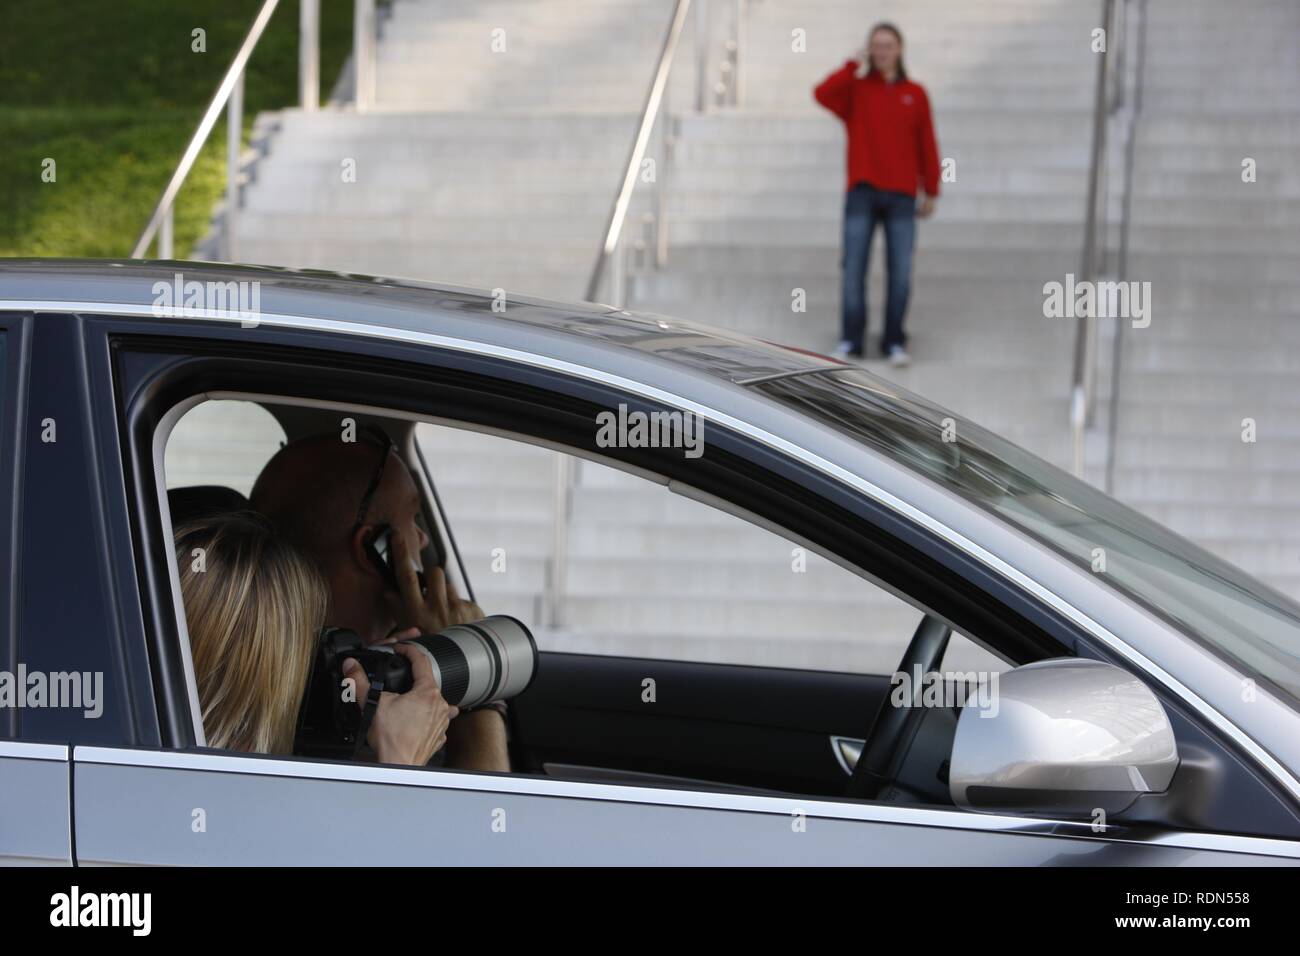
0, 0, 354, 258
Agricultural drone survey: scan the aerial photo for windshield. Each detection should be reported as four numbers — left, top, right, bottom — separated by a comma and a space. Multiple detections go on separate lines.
754, 367, 1300, 708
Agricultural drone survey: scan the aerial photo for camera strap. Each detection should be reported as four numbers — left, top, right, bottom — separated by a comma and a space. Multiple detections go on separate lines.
353, 680, 385, 761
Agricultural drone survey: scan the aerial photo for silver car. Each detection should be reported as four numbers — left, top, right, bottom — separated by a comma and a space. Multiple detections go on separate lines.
1, 259, 1298, 865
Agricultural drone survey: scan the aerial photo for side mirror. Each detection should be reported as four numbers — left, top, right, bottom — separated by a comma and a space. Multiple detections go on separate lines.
949, 658, 1178, 816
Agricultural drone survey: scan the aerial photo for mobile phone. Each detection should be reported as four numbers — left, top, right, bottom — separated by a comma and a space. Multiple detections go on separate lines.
366, 524, 427, 594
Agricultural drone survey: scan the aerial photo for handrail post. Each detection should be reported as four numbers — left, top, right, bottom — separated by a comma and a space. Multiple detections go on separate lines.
130, 0, 280, 258
613, 232, 628, 308
656, 112, 672, 268
694, 0, 710, 112
1070, 0, 1115, 476
545, 454, 574, 629
159, 206, 174, 260
1071, 385, 1087, 477
300, 0, 320, 111
586, 0, 692, 302
655, 78, 673, 269
354, 0, 376, 112
1104, 0, 1147, 494
224, 71, 244, 262
1111, 0, 1126, 113
733, 0, 747, 108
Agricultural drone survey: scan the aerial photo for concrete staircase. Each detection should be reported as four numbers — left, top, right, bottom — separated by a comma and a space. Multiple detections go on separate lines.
236, 110, 634, 298
1106, 0, 1300, 596
235, 0, 683, 300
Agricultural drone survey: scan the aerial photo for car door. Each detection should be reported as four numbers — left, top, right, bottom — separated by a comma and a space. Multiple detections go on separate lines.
72, 739, 1300, 865
63, 310, 1300, 865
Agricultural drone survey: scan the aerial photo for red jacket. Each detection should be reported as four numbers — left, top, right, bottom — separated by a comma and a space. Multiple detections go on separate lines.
814, 62, 941, 197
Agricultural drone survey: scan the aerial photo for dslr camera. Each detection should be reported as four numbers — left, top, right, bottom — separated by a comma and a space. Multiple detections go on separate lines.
295, 615, 537, 759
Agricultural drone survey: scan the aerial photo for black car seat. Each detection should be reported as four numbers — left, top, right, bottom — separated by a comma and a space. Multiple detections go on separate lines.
167, 485, 253, 525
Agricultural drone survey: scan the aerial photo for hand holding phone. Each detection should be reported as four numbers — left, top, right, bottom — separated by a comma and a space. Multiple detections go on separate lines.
366, 523, 426, 594
386, 524, 484, 634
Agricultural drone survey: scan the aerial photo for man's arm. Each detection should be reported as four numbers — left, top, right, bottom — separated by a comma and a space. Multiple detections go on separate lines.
389, 528, 511, 771
444, 707, 510, 772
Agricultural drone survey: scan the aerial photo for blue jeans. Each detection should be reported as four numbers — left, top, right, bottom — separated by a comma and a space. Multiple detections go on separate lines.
840, 183, 916, 355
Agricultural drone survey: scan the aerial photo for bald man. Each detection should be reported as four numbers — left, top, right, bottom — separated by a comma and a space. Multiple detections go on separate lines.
252, 430, 510, 773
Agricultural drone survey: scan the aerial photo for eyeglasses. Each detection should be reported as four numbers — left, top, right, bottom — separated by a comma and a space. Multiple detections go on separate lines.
351, 424, 397, 536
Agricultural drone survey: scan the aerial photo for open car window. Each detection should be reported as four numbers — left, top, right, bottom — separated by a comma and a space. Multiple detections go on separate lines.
414, 421, 1005, 677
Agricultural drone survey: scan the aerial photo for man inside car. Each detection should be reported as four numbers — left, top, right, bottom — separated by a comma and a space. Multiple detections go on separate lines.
251, 427, 510, 773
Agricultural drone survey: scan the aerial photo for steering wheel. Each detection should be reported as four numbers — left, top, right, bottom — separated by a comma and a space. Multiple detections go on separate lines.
846, 614, 951, 800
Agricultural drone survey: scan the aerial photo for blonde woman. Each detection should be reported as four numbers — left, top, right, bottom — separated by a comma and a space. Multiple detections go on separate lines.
175, 512, 455, 762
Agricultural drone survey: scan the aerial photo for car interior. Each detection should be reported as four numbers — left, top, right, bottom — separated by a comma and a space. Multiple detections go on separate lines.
160, 396, 1018, 807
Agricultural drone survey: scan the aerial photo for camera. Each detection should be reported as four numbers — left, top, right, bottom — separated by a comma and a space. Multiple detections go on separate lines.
294, 615, 537, 759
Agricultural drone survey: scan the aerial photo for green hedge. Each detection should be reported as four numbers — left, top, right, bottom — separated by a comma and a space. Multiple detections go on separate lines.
0, 0, 353, 258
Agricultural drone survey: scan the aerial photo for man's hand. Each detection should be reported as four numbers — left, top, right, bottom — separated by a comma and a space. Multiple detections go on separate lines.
917, 195, 936, 219
343, 643, 458, 766
391, 524, 485, 633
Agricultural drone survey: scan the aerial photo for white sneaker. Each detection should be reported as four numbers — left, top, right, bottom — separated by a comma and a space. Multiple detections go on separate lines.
888, 346, 911, 368
833, 341, 855, 359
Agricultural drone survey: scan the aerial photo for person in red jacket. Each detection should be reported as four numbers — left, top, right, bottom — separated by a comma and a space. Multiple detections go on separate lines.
814, 23, 941, 366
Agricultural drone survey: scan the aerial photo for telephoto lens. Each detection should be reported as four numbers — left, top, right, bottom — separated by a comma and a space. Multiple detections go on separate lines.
391, 615, 537, 708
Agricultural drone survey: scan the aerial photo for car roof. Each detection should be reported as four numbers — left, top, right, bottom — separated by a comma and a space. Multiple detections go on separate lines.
0, 258, 845, 386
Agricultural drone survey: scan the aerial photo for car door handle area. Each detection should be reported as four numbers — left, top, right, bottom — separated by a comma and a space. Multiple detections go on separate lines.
831, 735, 864, 775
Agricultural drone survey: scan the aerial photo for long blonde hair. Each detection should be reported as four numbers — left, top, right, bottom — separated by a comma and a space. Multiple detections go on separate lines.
175, 512, 328, 754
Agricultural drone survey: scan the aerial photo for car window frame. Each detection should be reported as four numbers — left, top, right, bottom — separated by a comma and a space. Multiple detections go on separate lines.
0, 314, 27, 739
112, 327, 1068, 732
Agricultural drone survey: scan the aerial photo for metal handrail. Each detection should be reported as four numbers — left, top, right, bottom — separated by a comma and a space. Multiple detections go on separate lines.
1069, 0, 1119, 477
1103, 0, 1148, 494
560, 0, 695, 623
732, 0, 747, 107
584, 0, 693, 303
354, 0, 377, 112
130, 0, 282, 259
694, 0, 712, 111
